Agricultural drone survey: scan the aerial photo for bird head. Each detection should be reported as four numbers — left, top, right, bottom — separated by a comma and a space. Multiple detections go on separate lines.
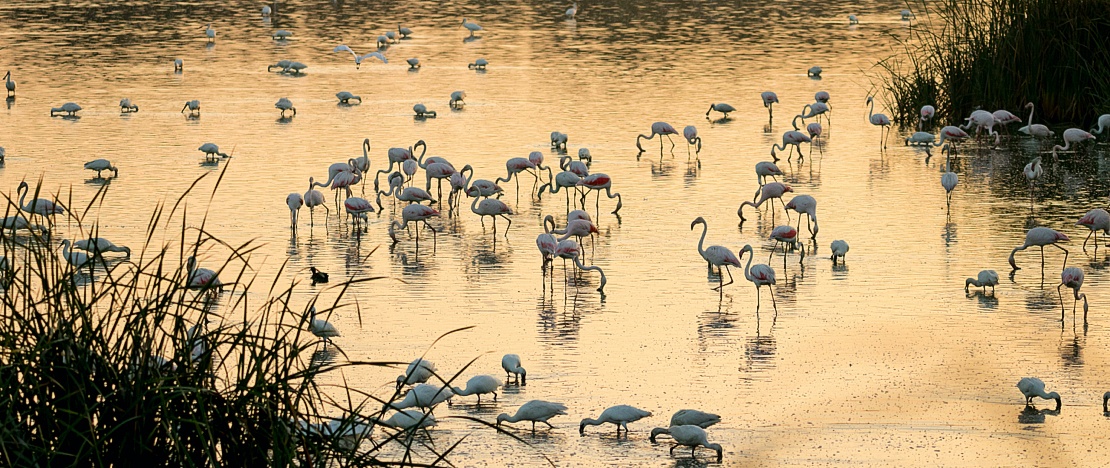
649, 427, 668, 442
690, 217, 705, 230
495, 413, 508, 425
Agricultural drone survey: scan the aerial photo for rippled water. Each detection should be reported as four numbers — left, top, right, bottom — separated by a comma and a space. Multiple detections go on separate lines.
3, 0, 1110, 465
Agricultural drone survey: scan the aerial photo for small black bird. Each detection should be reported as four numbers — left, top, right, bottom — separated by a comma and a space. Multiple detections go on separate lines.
310, 267, 329, 284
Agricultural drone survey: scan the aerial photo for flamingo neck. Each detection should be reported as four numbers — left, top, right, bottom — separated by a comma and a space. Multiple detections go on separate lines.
696, 221, 708, 259
1027, 104, 1035, 126
742, 245, 755, 280
470, 193, 481, 214
867, 99, 875, 121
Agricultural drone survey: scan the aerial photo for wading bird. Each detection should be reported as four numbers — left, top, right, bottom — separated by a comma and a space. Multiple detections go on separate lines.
497, 400, 567, 432
286, 193, 302, 230
469, 58, 488, 70
336, 91, 361, 104
866, 96, 892, 147
1051, 128, 1095, 161
738, 244, 777, 311
275, 97, 296, 117
388, 204, 440, 246
1016, 377, 1060, 409
413, 103, 436, 118
1077, 209, 1110, 250
965, 270, 998, 293
185, 255, 222, 290
4, 71, 14, 97
690, 216, 743, 290
636, 121, 679, 155
739, 182, 791, 221
1023, 157, 1043, 210
50, 102, 82, 117
462, 18, 483, 36
785, 194, 818, 238
74, 238, 130, 258
706, 102, 736, 119
84, 159, 119, 178
649, 409, 721, 442
501, 354, 526, 385
181, 100, 200, 115
118, 98, 138, 112
761, 91, 779, 119
1058, 267, 1088, 324
576, 173, 623, 214
830, 239, 849, 264
770, 130, 811, 161
451, 375, 501, 403
666, 425, 723, 461
580, 405, 652, 435
307, 305, 340, 346
1008, 227, 1069, 273
1018, 102, 1054, 139
397, 359, 436, 388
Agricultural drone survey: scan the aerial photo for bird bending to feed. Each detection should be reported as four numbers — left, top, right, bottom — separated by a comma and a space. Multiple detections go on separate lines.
398, 24, 413, 38
706, 102, 736, 119
761, 91, 779, 119
449, 90, 466, 107
1051, 128, 1096, 161
580, 405, 652, 435
174, 58, 183, 71
636, 121, 679, 154
344, 197, 374, 230
551, 131, 568, 149
807, 66, 822, 77
768, 225, 806, 263
198, 143, 229, 161
469, 58, 488, 70
683, 125, 702, 158
576, 173, 623, 214
388, 204, 440, 245
770, 130, 811, 161
309, 266, 328, 283
901, 9, 915, 20
497, 400, 567, 432
965, 270, 998, 293
60, 240, 91, 269
462, 18, 483, 36
74, 238, 130, 257
502, 354, 526, 385
739, 182, 792, 221
181, 99, 200, 115
391, 383, 454, 409
785, 194, 818, 238
650, 409, 722, 442
1016, 377, 1060, 409
332, 45, 387, 68
271, 30, 292, 40
554, 240, 607, 292
905, 132, 935, 146
830, 239, 849, 264
397, 358, 437, 388
84, 159, 119, 178
1008, 227, 1069, 273
667, 425, 724, 461
335, 91, 361, 104
118, 98, 138, 112
50, 102, 82, 117
690, 217, 742, 290
285, 193, 302, 230
275, 97, 296, 117
1077, 209, 1110, 250
404, 57, 421, 70
451, 375, 501, 403
1058, 267, 1088, 323
185, 255, 222, 290
372, 409, 437, 431
848, 14, 858, 24
307, 305, 340, 346
1091, 114, 1110, 137
413, 103, 436, 118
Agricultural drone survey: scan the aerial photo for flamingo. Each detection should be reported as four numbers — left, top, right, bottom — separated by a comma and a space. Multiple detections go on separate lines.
830, 239, 849, 264
375, 140, 426, 190
451, 375, 502, 403
450, 90, 466, 107
424, 162, 465, 203
960, 110, 1000, 146
537, 232, 557, 271
770, 130, 811, 160
815, 91, 830, 104
538, 169, 582, 211
462, 18, 483, 36
399, 24, 413, 38
0, 215, 49, 236
933, 126, 970, 147
1018, 102, 1054, 138
941, 160, 958, 207
388, 204, 440, 245
690, 217, 742, 290
1016, 377, 1061, 409
761, 91, 779, 119
738, 244, 777, 311
566, 2, 578, 18
795, 102, 830, 125
993, 109, 1021, 132
545, 215, 598, 248
580, 405, 652, 435
576, 173, 623, 214
550, 132, 568, 150
310, 267, 328, 283
665, 425, 723, 461
275, 97, 296, 117
4, 71, 14, 97
74, 238, 131, 257
471, 192, 514, 234
307, 306, 340, 346
469, 58, 489, 69
304, 178, 329, 226
1023, 157, 1043, 210
920, 105, 936, 128
965, 270, 999, 293
635, 121, 679, 154
497, 400, 567, 432
1077, 209, 1110, 250
84, 159, 119, 178
118, 98, 138, 112
59, 240, 91, 270
768, 225, 805, 263
1091, 114, 1110, 137
649, 409, 721, 442
1058, 267, 1089, 324
332, 45, 387, 68
185, 255, 222, 290
807, 66, 822, 77
391, 384, 455, 410
272, 30, 293, 40
683, 126, 702, 159
552, 240, 606, 292
286, 193, 303, 231
755, 161, 783, 186
50, 102, 82, 117
316, 163, 362, 210
496, 157, 542, 196
1008, 227, 1069, 273
1051, 128, 1095, 161
785, 194, 818, 239
739, 182, 792, 221
501, 354, 526, 385
806, 122, 822, 139
16, 181, 65, 222
377, 174, 435, 209
568, 210, 592, 222
865, 96, 892, 147
180, 99, 200, 116
174, 58, 184, 71
344, 197, 374, 230
529, 151, 552, 184
397, 358, 437, 388
706, 103, 736, 119
562, 154, 590, 177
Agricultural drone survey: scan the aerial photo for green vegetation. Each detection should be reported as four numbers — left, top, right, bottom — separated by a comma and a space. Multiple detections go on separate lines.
877, 0, 1110, 127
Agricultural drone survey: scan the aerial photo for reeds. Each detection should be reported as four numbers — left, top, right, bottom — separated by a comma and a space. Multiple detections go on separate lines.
0, 171, 514, 466
877, 0, 1110, 127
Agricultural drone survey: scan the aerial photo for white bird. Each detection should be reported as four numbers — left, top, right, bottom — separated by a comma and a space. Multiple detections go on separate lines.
761, 91, 779, 119
60, 240, 91, 270
204, 23, 215, 41
848, 14, 859, 24
304, 178, 329, 226
185, 255, 222, 290
198, 142, 229, 161
271, 29, 292, 40
267, 59, 292, 72
650, 409, 722, 442
451, 375, 501, 403
413, 103, 436, 118
50, 102, 82, 117
501, 354, 526, 385
118, 98, 138, 112
1022, 156, 1043, 210
372, 409, 437, 431
580, 405, 652, 435
387, 204, 440, 244
1092, 114, 1110, 137
1077, 209, 1110, 250
1009, 227, 1069, 273
965, 270, 998, 293
16, 181, 65, 221
336, 91, 361, 104
282, 61, 307, 74
807, 66, 822, 77
286, 193, 303, 230
1058, 267, 1088, 324
738, 244, 777, 310
666, 425, 723, 461
74, 238, 131, 257
550, 131, 568, 149
398, 24, 413, 38
391, 383, 454, 409
785, 194, 819, 239
174, 58, 183, 71
4, 70, 15, 97
406, 57, 421, 69
275, 97, 296, 117
1018, 102, 1054, 138
307, 305, 339, 345
941, 159, 958, 206
901, 9, 915, 20
462, 18, 483, 36
468, 58, 488, 70
690, 217, 742, 290
332, 45, 387, 68
344, 197, 374, 229
181, 99, 200, 115
866, 96, 892, 147
683, 125, 702, 157
1050, 128, 1096, 161
1016, 377, 1060, 409
830, 239, 849, 264
497, 400, 568, 432
261, 5, 271, 16
706, 102, 736, 119
397, 358, 437, 387
566, 2, 578, 18
449, 90, 466, 107
0, 215, 49, 236
84, 159, 119, 178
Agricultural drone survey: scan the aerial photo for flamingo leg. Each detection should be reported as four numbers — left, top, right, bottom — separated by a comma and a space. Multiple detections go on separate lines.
1053, 243, 1069, 268
1084, 231, 1093, 251
769, 285, 778, 310
1057, 284, 1065, 321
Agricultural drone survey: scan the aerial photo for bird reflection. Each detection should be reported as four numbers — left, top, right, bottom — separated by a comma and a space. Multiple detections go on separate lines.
1059, 331, 1084, 367
1018, 405, 1059, 424
311, 348, 339, 367
740, 331, 777, 374
966, 290, 998, 309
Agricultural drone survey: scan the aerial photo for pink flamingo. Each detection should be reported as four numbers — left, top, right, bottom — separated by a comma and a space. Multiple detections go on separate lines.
755, 161, 783, 187
471, 192, 514, 234
344, 196, 374, 230
568, 210, 591, 222
576, 173, 623, 215
538, 170, 583, 211
785, 194, 818, 239
770, 130, 811, 161
286, 193, 303, 231
738, 244, 777, 311
304, 178, 329, 226
529, 151, 553, 184
554, 239, 606, 292
545, 215, 598, 251
1051, 128, 1096, 161
865, 96, 892, 147
806, 122, 822, 139
768, 225, 805, 263
960, 110, 1000, 146
537, 232, 557, 271
761, 91, 779, 120
389, 204, 440, 246
1009, 227, 1069, 273
740, 182, 792, 221
635, 121, 679, 154
920, 105, 935, 124
795, 102, 830, 125
690, 217, 742, 290
1023, 156, 1044, 210
1018, 103, 1054, 139
376, 175, 435, 209
425, 162, 469, 202
993, 109, 1021, 133
185, 256, 222, 291
932, 126, 970, 147
1058, 267, 1088, 324
496, 157, 541, 196
1077, 209, 1110, 250
560, 155, 590, 177
375, 140, 427, 191
814, 91, 830, 104
683, 125, 702, 160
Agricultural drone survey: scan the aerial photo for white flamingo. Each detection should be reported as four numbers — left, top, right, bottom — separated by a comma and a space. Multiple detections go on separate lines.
286, 193, 302, 230
1091, 114, 1110, 138
16, 181, 65, 223
1051, 128, 1095, 161
1023, 157, 1043, 210
755, 161, 783, 186
344, 197, 374, 230
1018, 102, 1054, 138
336, 91, 361, 104
304, 178, 329, 226
471, 193, 514, 234
785, 194, 818, 238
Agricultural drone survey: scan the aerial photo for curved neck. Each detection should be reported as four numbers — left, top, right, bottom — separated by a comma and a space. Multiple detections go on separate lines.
867, 99, 875, 120
470, 193, 480, 214
1027, 104, 1035, 125
17, 184, 27, 208
544, 216, 555, 234
742, 246, 755, 280
696, 221, 708, 258
791, 115, 801, 130
363, 138, 370, 160
464, 166, 474, 188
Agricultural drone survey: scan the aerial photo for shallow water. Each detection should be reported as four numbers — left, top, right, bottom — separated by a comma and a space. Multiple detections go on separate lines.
3, 0, 1110, 465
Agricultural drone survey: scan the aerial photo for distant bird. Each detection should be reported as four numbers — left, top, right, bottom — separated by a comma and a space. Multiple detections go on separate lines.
261, 5, 271, 16
738, 244, 777, 310
806, 122, 822, 139
576, 173, 623, 214
502, 354, 527, 385
174, 58, 184, 71
413, 103, 436, 118
84, 159, 118, 178
309, 266, 328, 283
185, 255, 221, 290
267, 59, 292, 72
280, 61, 307, 74
198, 143, 229, 161
398, 24, 413, 38
286, 193, 302, 229
60, 240, 91, 270
204, 23, 216, 41
307, 305, 340, 346
181, 99, 200, 115
1023, 157, 1043, 210
1018, 102, 1054, 138
497, 400, 567, 432
920, 105, 935, 126
666, 425, 723, 461
397, 358, 437, 388
580, 405, 652, 435
830, 239, 849, 264
566, 2, 578, 18
706, 102, 736, 119
450, 90, 466, 107
376, 34, 389, 48
391, 383, 454, 409
451, 375, 502, 403
74, 238, 131, 257
336, 91, 361, 104
1092, 114, 1110, 137
690, 216, 743, 290
785, 194, 818, 238
275, 97, 296, 117
406, 58, 421, 69
1016, 377, 1060, 409
904, 131, 935, 146
1058, 267, 1088, 323
333, 45, 387, 68
462, 18, 483, 36
768, 225, 805, 263
388, 204, 440, 245
993, 109, 1021, 132
866, 96, 892, 147
271, 30, 293, 40
1077, 209, 1110, 250
554, 240, 607, 292
344, 197, 374, 229
50, 102, 82, 117
848, 14, 859, 24
739, 182, 792, 221
551, 131, 568, 150
118, 98, 138, 112
305, 178, 329, 225
683, 126, 702, 158
635, 121, 679, 154
1008, 227, 1069, 273
965, 270, 998, 293
4, 71, 15, 97
807, 66, 822, 77
649, 409, 721, 442
384, 30, 398, 42
755, 161, 782, 186
1051, 128, 1096, 161
941, 161, 958, 206
468, 58, 488, 70
934, 126, 970, 147
0, 147, 5, 163
901, 9, 915, 20
761, 91, 779, 119
814, 90, 830, 104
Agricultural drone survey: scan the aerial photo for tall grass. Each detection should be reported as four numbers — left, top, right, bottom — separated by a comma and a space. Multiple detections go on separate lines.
876, 0, 1110, 127
0, 170, 514, 466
